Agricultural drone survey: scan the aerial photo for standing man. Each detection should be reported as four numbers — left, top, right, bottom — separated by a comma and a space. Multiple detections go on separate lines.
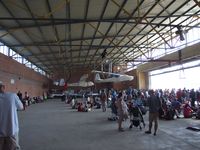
100, 89, 107, 112
0, 81, 23, 150
190, 89, 196, 107
145, 90, 161, 136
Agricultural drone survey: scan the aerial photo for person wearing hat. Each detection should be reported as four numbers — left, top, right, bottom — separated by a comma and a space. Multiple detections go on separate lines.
0, 81, 23, 150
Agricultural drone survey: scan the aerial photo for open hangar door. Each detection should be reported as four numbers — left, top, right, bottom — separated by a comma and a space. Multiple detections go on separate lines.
149, 60, 200, 90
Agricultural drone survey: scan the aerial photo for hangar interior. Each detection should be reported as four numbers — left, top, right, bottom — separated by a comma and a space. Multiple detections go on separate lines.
0, 0, 200, 93
1, 1, 200, 150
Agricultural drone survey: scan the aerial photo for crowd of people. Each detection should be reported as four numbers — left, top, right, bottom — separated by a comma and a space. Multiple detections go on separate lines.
1, 79, 200, 149
113, 88, 200, 133
17, 91, 46, 110
66, 87, 200, 135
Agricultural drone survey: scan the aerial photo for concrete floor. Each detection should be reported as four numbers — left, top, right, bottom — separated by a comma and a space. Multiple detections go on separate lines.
18, 99, 200, 150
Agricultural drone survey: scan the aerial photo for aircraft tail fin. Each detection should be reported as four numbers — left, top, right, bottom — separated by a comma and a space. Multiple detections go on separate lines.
79, 74, 88, 82
95, 73, 101, 81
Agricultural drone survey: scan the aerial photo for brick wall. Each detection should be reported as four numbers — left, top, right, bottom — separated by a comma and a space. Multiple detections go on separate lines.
0, 53, 50, 97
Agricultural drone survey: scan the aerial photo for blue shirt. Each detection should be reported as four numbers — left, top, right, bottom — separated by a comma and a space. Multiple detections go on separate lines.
0, 92, 23, 137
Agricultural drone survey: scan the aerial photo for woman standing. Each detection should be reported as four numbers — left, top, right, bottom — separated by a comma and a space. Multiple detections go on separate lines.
116, 92, 128, 132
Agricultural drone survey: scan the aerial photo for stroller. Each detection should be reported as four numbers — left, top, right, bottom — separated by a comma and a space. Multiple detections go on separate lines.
129, 104, 145, 130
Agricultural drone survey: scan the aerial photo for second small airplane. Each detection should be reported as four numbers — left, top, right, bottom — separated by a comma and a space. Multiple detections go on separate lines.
67, 74, 94, 87
92, 70, 134, 83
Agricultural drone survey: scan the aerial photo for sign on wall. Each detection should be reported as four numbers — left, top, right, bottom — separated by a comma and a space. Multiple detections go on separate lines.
10, 79, 15, 84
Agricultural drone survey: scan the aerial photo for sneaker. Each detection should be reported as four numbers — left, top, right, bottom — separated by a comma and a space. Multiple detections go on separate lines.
129, 125, 133, 129
153, 132, 156, 136
118, 128, 125, 132
145, 131, 151, 134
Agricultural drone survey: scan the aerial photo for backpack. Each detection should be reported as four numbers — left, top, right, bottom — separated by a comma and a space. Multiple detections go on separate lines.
164, 108, 175, 120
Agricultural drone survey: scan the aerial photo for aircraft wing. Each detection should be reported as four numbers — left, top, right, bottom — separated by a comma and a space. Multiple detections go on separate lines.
79, 74, 89, 81
67, 83, 79, 87
95, 78, 131, 83
78, 81, 94, 87
92, 70, 121, 76
94, 78, 119, 83
94, 73, 134, 83
67, 74, 94, 87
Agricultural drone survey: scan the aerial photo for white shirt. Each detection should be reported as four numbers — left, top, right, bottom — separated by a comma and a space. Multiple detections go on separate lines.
121, 100, 128, 114
0, 92, 23, 137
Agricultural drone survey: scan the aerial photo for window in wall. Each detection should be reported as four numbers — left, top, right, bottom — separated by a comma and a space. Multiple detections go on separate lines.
13, 54, 23, 63
0, 46, 9, 56
0, 42, 48, 77
25, 62, 32, 68
0, 46, 4, 54
9, 49, 16, 56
